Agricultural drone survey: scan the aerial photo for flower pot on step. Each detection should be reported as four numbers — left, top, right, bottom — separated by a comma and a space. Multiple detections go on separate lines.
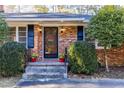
31, 58, 37, 62
59, 58, 65, 62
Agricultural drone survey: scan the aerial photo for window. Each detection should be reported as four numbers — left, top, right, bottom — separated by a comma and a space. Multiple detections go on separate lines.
18, 27, 26, 46
9, 27, 16, 41
9, 26, 27, 47
77, 26, 84, 41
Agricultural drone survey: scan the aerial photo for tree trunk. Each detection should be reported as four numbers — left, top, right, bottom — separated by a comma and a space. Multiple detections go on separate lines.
104, 46, 109, 72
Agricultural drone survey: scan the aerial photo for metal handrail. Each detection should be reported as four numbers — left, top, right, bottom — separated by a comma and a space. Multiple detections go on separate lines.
64, 47, 68, 78
24, 49, 31, 68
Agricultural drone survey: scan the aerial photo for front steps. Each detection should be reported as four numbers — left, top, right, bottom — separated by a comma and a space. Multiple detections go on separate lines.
22, 62, 68, 82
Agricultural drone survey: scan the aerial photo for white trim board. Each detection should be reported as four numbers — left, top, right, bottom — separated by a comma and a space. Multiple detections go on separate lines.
7, 21, 87, 27
6, 18, 87, 22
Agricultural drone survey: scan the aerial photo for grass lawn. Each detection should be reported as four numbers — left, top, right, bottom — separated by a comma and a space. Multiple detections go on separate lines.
0, 76, 21, 88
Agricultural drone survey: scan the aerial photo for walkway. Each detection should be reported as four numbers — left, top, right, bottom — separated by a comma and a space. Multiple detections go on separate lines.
16, 78, 124, 88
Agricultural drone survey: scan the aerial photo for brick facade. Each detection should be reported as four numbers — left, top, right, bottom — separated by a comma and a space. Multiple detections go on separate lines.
31, 25, 124, 66
31, 25, 42, 61
31, 25, 77, 61
58, 26, 77, 54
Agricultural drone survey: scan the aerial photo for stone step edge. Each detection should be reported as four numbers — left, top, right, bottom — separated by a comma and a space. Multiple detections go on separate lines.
25, 70, 66, 73
22, 76, 66, 80
22, 73, 67, 78
23, 72, 66, 76
25, 67, 66, 69
27, 62, 68, 66
25, 68, 66, 71
19, 78, 65, 82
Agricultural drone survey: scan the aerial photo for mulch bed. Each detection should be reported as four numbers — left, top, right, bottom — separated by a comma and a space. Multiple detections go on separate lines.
68, 67, 124, 79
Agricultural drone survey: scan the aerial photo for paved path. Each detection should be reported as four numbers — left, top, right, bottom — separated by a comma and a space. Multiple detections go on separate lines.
16, 78, 124, 88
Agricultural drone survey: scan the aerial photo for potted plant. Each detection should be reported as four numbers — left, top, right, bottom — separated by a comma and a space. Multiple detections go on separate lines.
31, 53, 38, 62
59, 53, 65, 62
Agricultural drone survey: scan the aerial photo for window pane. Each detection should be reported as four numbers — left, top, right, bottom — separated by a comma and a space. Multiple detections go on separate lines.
9, 27, 16, 31
10, 31, 16, 36
9, 27, 16, 41
19, 37, 26, 42
19, 27, 26, 31
19, 32, 26, 36
18, 26, 26, 47
9, 36, 16, 41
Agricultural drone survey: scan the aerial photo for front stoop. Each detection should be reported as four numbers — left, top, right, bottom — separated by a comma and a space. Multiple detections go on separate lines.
21, 62, 68, 82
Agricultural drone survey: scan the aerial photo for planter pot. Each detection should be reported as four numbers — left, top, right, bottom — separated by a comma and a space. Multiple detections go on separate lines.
59, 58, 65, 62
31, 58, 37, 62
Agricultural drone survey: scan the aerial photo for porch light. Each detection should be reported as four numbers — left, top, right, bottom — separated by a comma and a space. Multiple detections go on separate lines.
38, 24, 42, 33
60, 26, 66, 33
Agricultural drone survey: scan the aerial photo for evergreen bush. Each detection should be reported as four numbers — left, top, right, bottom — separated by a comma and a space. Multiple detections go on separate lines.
68, 41, 98, 74
0, 42, 26, 77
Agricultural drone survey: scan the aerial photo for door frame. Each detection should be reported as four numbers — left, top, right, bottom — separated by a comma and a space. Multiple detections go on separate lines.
43, 26, 58, 58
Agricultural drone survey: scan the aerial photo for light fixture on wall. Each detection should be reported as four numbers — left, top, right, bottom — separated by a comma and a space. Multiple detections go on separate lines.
38, 24, 42, 33
60, 26, 66, 33
38, 27, 42, 33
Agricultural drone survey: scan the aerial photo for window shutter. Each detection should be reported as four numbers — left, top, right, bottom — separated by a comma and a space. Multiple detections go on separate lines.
28, 25, 34, 48
77, 26, 84, 41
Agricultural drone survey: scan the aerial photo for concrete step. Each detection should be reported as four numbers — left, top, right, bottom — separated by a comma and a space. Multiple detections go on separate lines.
23, 72, 66, 75
28, 62, 67, 66
23, 73, 66, 80
25, 66, 66, 73
21, 78, 63, 82
22, 62, 68, 81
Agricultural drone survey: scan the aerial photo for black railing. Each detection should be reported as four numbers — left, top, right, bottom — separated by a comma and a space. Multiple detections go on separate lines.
24, 49, 31, 68
64, 47, 69, 78
64, 47, 68, 63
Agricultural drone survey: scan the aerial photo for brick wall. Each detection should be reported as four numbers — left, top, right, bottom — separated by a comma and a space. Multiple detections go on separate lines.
96, 45, 124, 66
31, 24, 42, 61
31, 25, 124, 66
58, 26, 77, 54
31, 26, 77, 61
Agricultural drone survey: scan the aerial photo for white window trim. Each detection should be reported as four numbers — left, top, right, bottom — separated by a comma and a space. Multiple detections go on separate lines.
16, 26, 19, 42
26, 26, 28, 49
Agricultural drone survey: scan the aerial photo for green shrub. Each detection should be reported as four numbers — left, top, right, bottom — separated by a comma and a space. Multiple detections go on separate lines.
68, 41, 98, 74
0, 41, 26, 77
